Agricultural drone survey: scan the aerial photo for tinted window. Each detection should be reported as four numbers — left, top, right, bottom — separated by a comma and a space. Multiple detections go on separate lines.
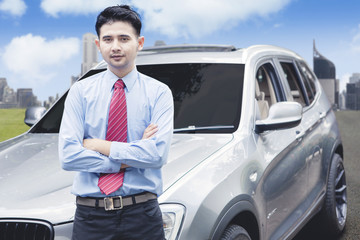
30, 93, 66, 133
30, 69, 105, 134
31, 64, 244, 134
138, 63, 244, 133
280, 62, 307, 106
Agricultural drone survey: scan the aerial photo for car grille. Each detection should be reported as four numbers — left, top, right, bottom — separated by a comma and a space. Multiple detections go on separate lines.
0, 219, 54, 240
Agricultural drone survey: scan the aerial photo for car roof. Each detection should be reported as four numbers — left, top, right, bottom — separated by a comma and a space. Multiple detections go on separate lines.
93, 44, 302, 69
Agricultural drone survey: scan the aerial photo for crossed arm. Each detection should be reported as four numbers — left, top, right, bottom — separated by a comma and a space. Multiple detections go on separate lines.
83, 123, 158, 168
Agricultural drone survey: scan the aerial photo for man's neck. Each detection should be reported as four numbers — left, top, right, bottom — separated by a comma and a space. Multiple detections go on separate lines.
109, 65, 135, 79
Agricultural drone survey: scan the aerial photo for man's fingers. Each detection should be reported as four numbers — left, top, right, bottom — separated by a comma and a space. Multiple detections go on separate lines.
147, 127, 158, 137
143, 123, 158, 139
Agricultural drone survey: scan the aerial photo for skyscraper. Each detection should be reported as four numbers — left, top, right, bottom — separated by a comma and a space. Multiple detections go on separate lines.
349, 73, 360, 84
0, 77, 7, 101
313, 41, 338, 108
0, 78, 17, 108
17, 88, 35, 108
345, 73, 360, 110
81, 33, 98, 75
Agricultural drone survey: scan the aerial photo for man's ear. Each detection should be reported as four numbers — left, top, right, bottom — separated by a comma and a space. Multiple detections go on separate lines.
137, 36, 145, 51
95, 38, 100, 50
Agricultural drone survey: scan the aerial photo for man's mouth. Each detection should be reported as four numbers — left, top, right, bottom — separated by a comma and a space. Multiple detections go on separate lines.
111, 54, 125, 60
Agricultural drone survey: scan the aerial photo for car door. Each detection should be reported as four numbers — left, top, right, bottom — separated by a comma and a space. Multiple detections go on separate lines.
254, 59, 309, 240
295, 60, 325, 200
276, 58, 324, 223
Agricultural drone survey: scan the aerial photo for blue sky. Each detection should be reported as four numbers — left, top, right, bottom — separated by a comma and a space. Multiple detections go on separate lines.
0, 0, 359, 102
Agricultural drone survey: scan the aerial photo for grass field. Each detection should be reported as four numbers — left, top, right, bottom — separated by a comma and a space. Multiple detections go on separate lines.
0, 109, 30, 142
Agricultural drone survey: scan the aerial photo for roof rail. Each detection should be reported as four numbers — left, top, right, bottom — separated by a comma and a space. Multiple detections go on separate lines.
140, 44, 237, 54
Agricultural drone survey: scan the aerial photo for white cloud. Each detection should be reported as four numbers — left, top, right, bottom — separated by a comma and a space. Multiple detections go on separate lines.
340, 73, 351, 92
40, 0, 121, 17
0, 0, 26, 16
40, 0, 292, 38
351, 24, 360, 52
132, 0, 292, 38
2, 34, 80, 84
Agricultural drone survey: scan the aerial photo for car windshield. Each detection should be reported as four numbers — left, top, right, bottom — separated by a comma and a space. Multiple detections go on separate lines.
138, 63, 244, 133
30, 63, 244, 134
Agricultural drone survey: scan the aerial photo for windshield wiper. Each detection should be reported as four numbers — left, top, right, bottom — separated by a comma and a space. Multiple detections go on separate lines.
173, 125, 234, 133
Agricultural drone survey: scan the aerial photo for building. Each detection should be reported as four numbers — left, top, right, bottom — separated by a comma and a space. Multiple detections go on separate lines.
0, 77, 7, 101
17, 88, 36, 108
0, 79, 38, 109
349, 73, 360, 84
73, 33, 98, 86
0, 78, 17, 108
313, 41, 339, 109
339, 90, 346, 110
345, 73, 360, 110
70, 75, 79, 86
43, 94, 59, 109
81, 33, 98, 76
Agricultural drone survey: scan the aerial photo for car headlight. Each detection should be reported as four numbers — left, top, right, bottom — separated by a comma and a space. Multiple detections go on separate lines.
160, 204, 185, 240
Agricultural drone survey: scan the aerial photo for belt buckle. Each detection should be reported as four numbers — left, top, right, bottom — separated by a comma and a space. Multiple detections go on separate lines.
104, 196, 123, 211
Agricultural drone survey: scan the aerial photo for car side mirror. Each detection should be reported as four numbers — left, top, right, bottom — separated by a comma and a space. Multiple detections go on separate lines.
24, 106, 46, 127
255, 102, 302, 133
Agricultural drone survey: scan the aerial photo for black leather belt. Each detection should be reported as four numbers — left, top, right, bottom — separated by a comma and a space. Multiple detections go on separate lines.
76, 192, 157, 211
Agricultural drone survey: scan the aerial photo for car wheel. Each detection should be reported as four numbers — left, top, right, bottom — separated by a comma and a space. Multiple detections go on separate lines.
220, 224, 251, 240
319, 153, 347, 237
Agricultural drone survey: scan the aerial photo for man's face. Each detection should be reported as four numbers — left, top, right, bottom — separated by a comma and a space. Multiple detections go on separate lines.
95, 21, 144, 77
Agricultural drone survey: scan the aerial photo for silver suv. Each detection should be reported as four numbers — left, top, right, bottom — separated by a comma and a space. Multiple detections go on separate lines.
0, 44, 346, 240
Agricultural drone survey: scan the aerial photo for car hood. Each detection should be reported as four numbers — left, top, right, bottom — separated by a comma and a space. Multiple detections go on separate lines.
0, 133, 233, 224
0, 134, 75, 224
162, 134, 233, 191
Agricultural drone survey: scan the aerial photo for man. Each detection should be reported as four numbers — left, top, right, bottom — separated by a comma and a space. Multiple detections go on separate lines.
58, 5, 174, 240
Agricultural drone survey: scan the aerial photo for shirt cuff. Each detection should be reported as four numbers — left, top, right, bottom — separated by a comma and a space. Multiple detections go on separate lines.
108, 141, 128, 162
101, 151, 122, 173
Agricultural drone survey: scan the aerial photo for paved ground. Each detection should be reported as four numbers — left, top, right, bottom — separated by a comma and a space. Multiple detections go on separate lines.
294, 111, 360, 240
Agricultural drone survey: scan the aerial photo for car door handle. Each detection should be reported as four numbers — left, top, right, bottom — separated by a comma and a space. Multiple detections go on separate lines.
319, 111, 326, 119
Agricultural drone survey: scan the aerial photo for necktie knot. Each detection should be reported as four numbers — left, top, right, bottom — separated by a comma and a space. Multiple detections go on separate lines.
115, 79, 125, 89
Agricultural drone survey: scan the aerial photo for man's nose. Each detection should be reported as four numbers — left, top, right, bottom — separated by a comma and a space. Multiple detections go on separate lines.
111, 39, 121, 51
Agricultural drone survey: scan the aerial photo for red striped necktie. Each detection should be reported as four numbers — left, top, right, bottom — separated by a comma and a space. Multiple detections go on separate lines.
98, 79, 127, 195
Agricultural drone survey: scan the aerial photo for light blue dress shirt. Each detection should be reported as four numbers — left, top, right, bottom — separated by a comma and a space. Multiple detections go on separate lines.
58, 67, 174, 197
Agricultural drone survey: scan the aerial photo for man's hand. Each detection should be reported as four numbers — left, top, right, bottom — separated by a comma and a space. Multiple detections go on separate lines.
142, 123, 158, 139
83, 138, 111, 156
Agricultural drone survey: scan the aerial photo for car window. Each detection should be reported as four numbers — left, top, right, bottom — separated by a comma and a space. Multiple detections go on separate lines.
296, 61, 317, 104
138, 63, 244, 133
279, 61, 307, 106
255, 62, 284, 119
30, 69, 106, 134
30, 93, 66, 133
256, 63, 283, 105
32, 63, 244, 134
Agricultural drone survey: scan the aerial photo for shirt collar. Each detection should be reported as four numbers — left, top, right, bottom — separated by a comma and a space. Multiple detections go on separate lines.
105, 67, 138, 93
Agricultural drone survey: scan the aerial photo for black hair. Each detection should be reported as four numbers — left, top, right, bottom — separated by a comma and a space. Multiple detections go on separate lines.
95, 5, 142, 37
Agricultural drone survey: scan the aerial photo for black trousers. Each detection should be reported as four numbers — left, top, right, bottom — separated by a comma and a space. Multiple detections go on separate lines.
72, 199, 165, 240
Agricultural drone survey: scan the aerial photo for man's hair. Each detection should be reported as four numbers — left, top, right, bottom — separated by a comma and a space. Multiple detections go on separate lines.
95, 5, 142, 37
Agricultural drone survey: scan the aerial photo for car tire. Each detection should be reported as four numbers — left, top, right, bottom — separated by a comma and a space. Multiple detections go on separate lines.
318, 153, 347, 237
220, 224, 251, 240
